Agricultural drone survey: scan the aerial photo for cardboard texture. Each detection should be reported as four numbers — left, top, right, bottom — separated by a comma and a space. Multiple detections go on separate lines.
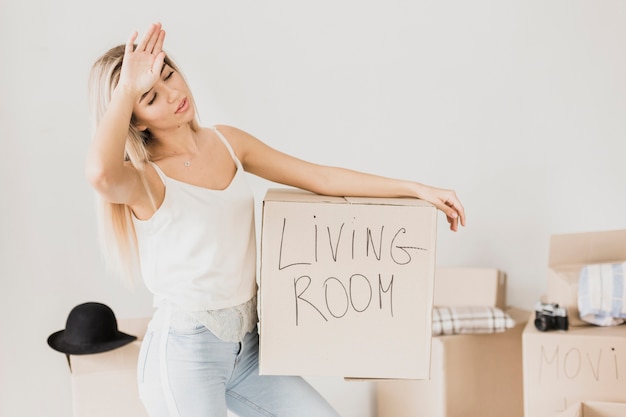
546, 229, 626, 327
377, 308, 529, 417
522, 318, 626, 417
259, 188, 438, 379
434, 267, 506, 309
69, 318, 149, 417
555, 401, 626, 417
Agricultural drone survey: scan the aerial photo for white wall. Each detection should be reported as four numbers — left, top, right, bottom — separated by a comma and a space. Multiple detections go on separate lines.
1, 1, 625, 416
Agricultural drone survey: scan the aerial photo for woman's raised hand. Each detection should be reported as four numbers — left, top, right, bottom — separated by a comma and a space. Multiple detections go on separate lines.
416, 184, 466, 232
117, 23, 166, 97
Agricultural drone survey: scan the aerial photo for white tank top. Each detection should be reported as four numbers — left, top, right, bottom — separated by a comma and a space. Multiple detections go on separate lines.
133, 127, 257, 311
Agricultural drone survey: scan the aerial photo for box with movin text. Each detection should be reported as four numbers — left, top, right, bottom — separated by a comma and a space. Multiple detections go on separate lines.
258, 188, 438, 379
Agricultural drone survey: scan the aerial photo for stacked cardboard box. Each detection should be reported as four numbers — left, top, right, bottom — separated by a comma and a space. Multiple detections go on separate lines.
523, 320, 626, 417
68, 318, 149, 417
434, 266, 507, 309
523, 229, 626, 417
377, 267, 529, 417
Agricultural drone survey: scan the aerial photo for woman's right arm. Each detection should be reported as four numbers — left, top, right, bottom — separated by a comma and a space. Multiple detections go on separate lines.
85, 86, 142, 204
85, 23, 165, 205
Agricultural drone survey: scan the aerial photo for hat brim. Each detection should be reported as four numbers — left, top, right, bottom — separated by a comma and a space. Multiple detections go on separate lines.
47, 330, 137, 355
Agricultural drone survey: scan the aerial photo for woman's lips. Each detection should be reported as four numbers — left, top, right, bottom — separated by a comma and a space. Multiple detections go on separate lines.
176, 98, 189, 113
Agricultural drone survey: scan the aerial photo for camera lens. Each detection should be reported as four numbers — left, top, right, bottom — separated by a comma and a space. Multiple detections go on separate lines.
534, 316, 550, 332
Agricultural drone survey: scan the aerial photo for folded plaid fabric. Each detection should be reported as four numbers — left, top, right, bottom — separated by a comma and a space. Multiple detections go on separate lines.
578, 262, 626, 326
431, 306, 515, 336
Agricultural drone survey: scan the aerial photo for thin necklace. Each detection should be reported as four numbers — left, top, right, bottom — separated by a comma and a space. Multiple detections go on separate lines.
151, 151, 193, 167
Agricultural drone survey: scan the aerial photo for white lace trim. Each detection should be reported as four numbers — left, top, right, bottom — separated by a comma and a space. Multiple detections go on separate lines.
168, 296, 258, 342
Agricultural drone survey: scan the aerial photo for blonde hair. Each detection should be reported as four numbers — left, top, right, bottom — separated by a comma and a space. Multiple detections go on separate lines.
88, 44, 200, 281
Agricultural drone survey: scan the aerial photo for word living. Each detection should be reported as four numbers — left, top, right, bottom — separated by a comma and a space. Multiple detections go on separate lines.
275, 217, 428, 326
277, 217, 427, 269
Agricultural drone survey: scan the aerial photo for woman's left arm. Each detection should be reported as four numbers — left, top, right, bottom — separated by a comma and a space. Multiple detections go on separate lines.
220, 125, 465, 231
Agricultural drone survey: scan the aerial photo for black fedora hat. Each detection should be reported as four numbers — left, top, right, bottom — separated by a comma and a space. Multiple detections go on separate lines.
47, 302, 137, 355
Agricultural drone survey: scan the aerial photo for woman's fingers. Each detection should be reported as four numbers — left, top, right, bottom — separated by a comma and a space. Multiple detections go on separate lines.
147, 28, 166, 76
154, 29, 166, 54
445, 196, 465, 228
447, 214, 459, 231
151, 51, 167, 77
430, 190, 465, 232
125, 31, 138, 54
441, 205, 459, 231
135, 22, 160, 52
135, 24, 152, 51
144, 23, 162, 53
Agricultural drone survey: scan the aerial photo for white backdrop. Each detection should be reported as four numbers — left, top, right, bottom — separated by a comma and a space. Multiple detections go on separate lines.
1, 1, 625, 416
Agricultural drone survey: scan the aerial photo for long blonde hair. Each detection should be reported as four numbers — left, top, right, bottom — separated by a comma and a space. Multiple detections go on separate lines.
88, 44, 200, 281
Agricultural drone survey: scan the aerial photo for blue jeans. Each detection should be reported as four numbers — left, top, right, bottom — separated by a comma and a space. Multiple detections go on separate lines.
137, 309, 340, 417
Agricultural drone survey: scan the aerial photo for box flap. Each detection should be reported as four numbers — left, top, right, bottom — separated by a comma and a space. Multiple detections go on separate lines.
546, 229, 626, 327
556, 403, 583, 417
556, 401, 626, 417
581, 401, 626, 417
549, 229, 626, 267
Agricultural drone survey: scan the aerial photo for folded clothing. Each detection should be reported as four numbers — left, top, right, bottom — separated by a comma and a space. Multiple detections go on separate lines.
431, 306, 515, 336
578, 262, 626, 326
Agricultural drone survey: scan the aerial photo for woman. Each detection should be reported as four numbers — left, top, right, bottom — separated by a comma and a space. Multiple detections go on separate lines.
86, 22, 465, 417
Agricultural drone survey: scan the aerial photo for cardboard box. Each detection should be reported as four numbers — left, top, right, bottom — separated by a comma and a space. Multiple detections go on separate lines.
434, 267, 506, 309
377, 308, 529, 417
555, 401, 626, 417
259, 188, 438, 379
546, 229, 626, 327
69, 318, 149, 417
522, 318, 626, 417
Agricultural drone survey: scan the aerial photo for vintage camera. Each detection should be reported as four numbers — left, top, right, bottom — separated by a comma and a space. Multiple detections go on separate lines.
534, 302, 569, 331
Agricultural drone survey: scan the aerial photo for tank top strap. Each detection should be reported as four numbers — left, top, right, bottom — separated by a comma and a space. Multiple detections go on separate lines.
211, 126, 243, 169
148, 161, 168, 186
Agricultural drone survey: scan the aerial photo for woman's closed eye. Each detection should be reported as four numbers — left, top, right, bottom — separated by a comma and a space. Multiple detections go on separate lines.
147, 71, 175, 105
